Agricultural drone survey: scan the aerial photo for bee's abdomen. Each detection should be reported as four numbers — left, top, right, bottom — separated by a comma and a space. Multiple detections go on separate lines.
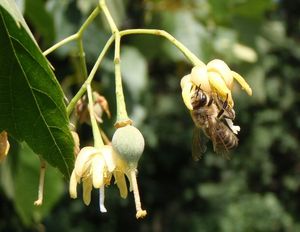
215, 124, 238, 152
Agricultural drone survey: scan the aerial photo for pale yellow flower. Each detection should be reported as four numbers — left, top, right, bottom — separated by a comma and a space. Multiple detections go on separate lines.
181, 59, 252, 110
70, 146, 109, 210
69, 145, 130, 212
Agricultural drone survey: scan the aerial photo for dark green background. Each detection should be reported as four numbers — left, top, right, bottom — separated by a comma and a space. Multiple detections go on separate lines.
1, 0, 300, 231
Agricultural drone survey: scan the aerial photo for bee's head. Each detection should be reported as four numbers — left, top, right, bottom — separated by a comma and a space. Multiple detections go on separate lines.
191, 87, 210, 110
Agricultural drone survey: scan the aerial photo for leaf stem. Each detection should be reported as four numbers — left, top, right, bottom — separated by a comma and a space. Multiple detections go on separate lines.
77, 7, 101, 36
99, 0, 118, 33
119, 29, 205, 67
43, 7, 101, 56
43, 34, 78, 56
76, 39, 88, 79
66, 36, 115, 116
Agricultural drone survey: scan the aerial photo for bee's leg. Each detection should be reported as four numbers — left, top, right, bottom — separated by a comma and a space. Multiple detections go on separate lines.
217, 94, 228, 119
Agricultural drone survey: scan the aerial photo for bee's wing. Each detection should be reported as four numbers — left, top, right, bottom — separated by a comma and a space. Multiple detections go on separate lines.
210, 120, 235, 159
192, 127, 208, 161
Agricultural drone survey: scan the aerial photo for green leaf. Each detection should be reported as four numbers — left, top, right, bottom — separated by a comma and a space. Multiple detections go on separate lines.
0, 0, 34, 40
24, 0, 55, 45
0, 6, 74, 177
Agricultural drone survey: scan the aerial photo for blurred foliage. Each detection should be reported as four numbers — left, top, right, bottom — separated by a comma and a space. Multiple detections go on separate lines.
1, 0, 300, 231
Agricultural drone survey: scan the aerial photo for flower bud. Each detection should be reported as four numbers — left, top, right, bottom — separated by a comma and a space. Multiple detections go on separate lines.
112, 125, 145, 168
0, 131, 10, 162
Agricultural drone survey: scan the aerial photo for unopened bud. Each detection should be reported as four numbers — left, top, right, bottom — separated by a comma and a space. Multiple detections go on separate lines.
112, 125, 145, 168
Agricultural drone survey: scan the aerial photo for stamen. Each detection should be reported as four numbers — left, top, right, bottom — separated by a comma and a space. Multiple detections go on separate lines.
34, 158, 46, 206
130, 169, 147, 219
99, 186, 107, 213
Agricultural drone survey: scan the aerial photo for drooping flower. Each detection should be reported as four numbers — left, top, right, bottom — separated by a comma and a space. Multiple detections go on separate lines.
181, 59, 252, 110
69, 145, 132, 213
70, 146, 112, 211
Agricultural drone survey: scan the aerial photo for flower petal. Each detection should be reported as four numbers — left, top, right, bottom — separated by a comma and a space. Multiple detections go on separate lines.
207, 59, 233, 89
231, 71, 252, 96
113, 171, 128, 198
180, 74, 191, 89
69, 170, 78, 199
181, 81, 194, 110
92, 155, 104, 188
191, 66, 211, 92
82, 177, 93, 205
101, 145, 116, 172
208, 71, 234, 107
75, 146, 99, 177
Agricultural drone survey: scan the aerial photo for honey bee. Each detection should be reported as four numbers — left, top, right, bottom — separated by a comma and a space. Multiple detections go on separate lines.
190, 87, 238, 160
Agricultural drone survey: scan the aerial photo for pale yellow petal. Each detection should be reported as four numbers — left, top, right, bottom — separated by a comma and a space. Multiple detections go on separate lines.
231, 71, 252, 96
75, 146, 99, 177
113, 171, 128, 198
69, 170, 78, 199
181, 82, 194, 111
92, 155, 104, 188
207, 59, 233, 89
191, 66, 211, 92
101, 145, 116, 172
180, 74, 191, 89
82, 177, 93, 205
208, 72, 234, 107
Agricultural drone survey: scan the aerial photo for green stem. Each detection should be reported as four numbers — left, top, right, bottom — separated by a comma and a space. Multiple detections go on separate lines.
99, 0, 131, 127
119, 29, 204, 67
86, 84, 104, 148
114, 34, 130, 124
77, 7, 101, 36
66, 36, 115, 116
43, 34, 78, 56
43, 6, 101, 56
99, 0, 118, 33
76, 39, 88, 79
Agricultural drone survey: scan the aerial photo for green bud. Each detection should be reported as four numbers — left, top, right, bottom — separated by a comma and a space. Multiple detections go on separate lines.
112, 125, 145, 168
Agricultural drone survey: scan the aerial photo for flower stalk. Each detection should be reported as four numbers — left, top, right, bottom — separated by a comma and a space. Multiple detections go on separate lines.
130, 169, 147, 219
34, 158, 46, 206
87, 84, 104, 148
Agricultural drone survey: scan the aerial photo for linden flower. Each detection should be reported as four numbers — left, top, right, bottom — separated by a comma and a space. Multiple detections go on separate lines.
181, 59, 252, 110
69, 145, 129, 212
69, 146, 115, 212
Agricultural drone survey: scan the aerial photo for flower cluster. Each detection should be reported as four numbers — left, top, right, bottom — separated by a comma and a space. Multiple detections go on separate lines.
181, 59, 252, 110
